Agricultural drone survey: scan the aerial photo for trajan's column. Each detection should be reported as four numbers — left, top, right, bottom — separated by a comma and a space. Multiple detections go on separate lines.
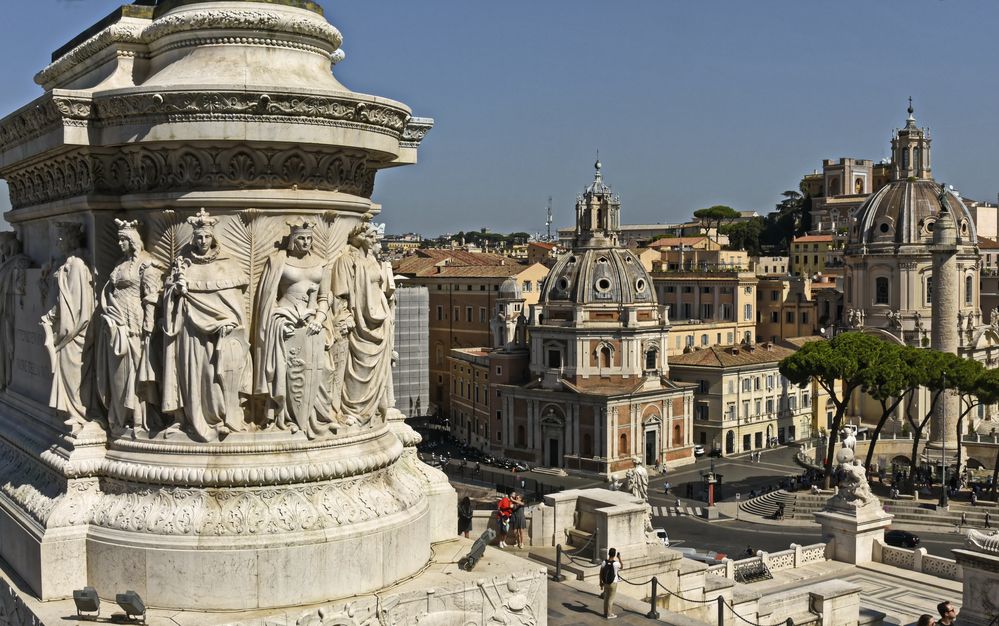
0, 1, 545, 622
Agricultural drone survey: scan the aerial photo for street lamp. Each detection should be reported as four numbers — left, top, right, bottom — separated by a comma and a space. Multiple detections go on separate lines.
939, 378, 949, 509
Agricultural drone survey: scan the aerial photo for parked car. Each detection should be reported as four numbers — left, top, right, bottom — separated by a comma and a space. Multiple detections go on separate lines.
693, 445, 706, 457
652, 528, 670, 547
708, 448, 723, 458
884, 529, 920, 548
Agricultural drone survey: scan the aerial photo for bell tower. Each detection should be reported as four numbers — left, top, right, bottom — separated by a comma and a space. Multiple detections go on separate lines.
891, 98, 932, 181
573, 159, 621, 249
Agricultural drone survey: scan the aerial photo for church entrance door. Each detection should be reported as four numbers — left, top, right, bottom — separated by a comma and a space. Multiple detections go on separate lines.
645, 429, 657, 466
546, 438, 561, 468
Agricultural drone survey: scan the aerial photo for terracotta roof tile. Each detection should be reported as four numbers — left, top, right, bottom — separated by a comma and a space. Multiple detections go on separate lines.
791, 235, 834, 243
979, 237, 999, 250
669, 343, 797, 368
648, 236, 708, 249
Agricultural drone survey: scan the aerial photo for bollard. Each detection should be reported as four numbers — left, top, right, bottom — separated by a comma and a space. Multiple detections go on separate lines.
645, 576, 660, 619
718, 595, 725, 625
553, 545, 565, 582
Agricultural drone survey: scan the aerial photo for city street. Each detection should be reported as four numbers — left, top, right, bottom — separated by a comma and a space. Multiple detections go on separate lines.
648, 447, 968, 560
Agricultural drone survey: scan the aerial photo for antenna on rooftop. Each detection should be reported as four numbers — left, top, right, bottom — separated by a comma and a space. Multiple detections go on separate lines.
545, 196, 553, 241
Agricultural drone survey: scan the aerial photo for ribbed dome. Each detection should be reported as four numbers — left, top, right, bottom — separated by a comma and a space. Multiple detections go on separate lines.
498, 276, 522, 299
850, 179, 976, 247
540, 247, 655, 306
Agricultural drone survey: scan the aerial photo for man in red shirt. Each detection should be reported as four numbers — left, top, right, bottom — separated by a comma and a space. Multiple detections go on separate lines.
496, 494, 513, 548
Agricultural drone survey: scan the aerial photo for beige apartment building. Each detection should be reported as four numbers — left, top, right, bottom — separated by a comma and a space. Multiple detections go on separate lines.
751, 256, 789, 276
670, 342, 823, 456
756, 277, 819, 343
650, 271, 758, 356
790, 234, 836, 277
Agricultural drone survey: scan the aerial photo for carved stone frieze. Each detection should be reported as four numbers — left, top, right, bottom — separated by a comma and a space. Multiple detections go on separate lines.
401, 116, 435, 148
6, 146, 375, 208
142, 8, 343, 51
96, 91, 408, 134
0, 440, 64, 525
34, 23, 146, 88
92, 462, 425, 536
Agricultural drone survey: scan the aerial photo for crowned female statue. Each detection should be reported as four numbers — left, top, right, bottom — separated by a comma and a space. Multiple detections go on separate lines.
161, 209, 250, 442
254, 220, 335, 438
41, 222, 95, 429
331, 222, 395, 424
95, 220, 161, 436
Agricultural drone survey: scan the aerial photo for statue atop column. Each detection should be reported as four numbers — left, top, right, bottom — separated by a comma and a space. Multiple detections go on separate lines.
331, 222, 395, 426
41, 222, 95, 430
95, 220, 161, 436
161, 210, 250, 442
254, 219, 336, 438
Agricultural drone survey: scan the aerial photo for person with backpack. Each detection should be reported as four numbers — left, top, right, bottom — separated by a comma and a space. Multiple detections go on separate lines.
599, 548, 623, 619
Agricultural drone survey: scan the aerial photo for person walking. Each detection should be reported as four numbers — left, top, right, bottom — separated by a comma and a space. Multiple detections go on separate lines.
599, 548, 623, 619
510, 491, 527, 549
458, 497, 474, 538
961, 512, 967, 528
987, 511, 992, 529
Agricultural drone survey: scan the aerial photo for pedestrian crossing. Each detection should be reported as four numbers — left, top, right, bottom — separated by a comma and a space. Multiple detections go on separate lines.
651, 505, 702, 517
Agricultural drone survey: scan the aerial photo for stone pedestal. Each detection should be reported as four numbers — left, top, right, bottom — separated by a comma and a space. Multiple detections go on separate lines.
814, 507, 893, 565
953, 548, 999, 626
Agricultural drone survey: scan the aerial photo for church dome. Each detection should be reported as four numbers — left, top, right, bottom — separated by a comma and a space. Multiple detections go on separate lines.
540, 247, 655, 306
850, 179, 976, 247
498, 276, 522, 299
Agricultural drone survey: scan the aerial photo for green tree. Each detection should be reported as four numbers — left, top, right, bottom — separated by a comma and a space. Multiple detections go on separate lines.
951, 364, 999, 474
780, 332, 887, 487
860, 342, 922, 473
693, 205, 741, 246
721, 217, 765, 256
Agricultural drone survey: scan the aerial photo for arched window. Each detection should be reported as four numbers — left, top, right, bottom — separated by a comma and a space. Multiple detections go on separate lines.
599, 345, 611, 368
966, 275, 974, 305
619, 433, 629, 455
516, 425, 526, 447
926, 277, 933, 305
582, 433, 593, 457
673, 424, 681, 444
875, 277, 889, 305
645, 349, 657, 370
855, 178, 863, 194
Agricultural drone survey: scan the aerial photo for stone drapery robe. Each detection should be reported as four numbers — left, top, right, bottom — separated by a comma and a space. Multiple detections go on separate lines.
95, 252, 160, 434
0, 252, 30, 390
42, 253, 95, 427
254, 251, 334, 438
331, 245, 394, 423
161, 253, 250, 442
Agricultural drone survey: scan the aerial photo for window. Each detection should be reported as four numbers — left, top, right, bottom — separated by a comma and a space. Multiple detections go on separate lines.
496, 366, 503, 376
727, 332, 734, 344
646, 349, 657, 370
619, 433, 629, 455
436, 305, 443, 321
771, 290, 780, 301
725, 403, 735, 420
786, 311, 794, 323
682, 303, 693, 318
742, 379, 751, 392
547, 349, 562, 369
754, 377, 761, 391
702, 286, 711, 294
700, 334, 708, 346
479, 307, 487, 322
789, 396, 797, 411
599, 346, 612, 368
665, 286, 676, 293
699, 380, 709, 393
474, 386, 479, 402
742, 401, 750, 419
720, 304, 732, 320
766, 398, 774, 413
685, 335, 694, 347
523, 280, 532, 292
682, 286, 693, 293
803, 393, 811, 408
770, 311, 779, 323
744, 304, 752, 321
766, 375, 774, 389
516, 425, 526, 447
453, 306, 459, 321
801, 312, 809, 324
875, 277, 889, 305
466, 306, 473, 322
966, 275, 973, 305
701, 303, 713, 319
926, 277, 933, 304
728, 380, 735, 393
754, 399, 761, 415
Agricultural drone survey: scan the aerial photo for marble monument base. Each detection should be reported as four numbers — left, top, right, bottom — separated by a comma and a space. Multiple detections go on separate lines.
814, 507, 893, 565
953, 548, 999, 626
0, 538, 548, 626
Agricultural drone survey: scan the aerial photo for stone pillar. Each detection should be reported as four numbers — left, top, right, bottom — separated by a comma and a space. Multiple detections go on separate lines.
928, 205, 960, 448
953, 548, 999, 626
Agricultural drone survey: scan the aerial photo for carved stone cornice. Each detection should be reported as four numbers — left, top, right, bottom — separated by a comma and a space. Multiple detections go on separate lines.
92, 463, 425, 536
0, 96, 94, 152
34, 23, 146, 88
95, 91, 409, 134
401, 116, 435, 148
5, 145, 376, 208
142, 8, 343, 51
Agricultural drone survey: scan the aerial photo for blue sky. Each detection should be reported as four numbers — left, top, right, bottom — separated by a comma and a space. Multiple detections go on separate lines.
2, 1, 998, 236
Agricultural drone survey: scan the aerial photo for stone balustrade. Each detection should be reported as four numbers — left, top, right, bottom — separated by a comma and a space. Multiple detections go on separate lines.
873, 539, 963, 581
702, 543, 828, 580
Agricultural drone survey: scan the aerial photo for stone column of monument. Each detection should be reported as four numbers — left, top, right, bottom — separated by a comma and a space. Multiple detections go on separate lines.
928, 199, 960, 449
0, 0, 454, 611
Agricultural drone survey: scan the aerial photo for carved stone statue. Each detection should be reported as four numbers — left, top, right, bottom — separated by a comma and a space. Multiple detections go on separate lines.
841, 425, 857, 451
161, 210, 251, 442
95, 220, 160, 435
990, 307, 999, 329
626, 457, 649, 502
331, 223, 395, 424
41, 222, 95, 429
0, 232, 30, 390
885, 309, 902, 330
254, 220, 335, 438
967, 528, 999, 554
826, 446, 878, 511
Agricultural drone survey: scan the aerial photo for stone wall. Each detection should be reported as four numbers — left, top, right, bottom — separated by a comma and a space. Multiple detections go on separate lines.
872, 539, 963, 581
